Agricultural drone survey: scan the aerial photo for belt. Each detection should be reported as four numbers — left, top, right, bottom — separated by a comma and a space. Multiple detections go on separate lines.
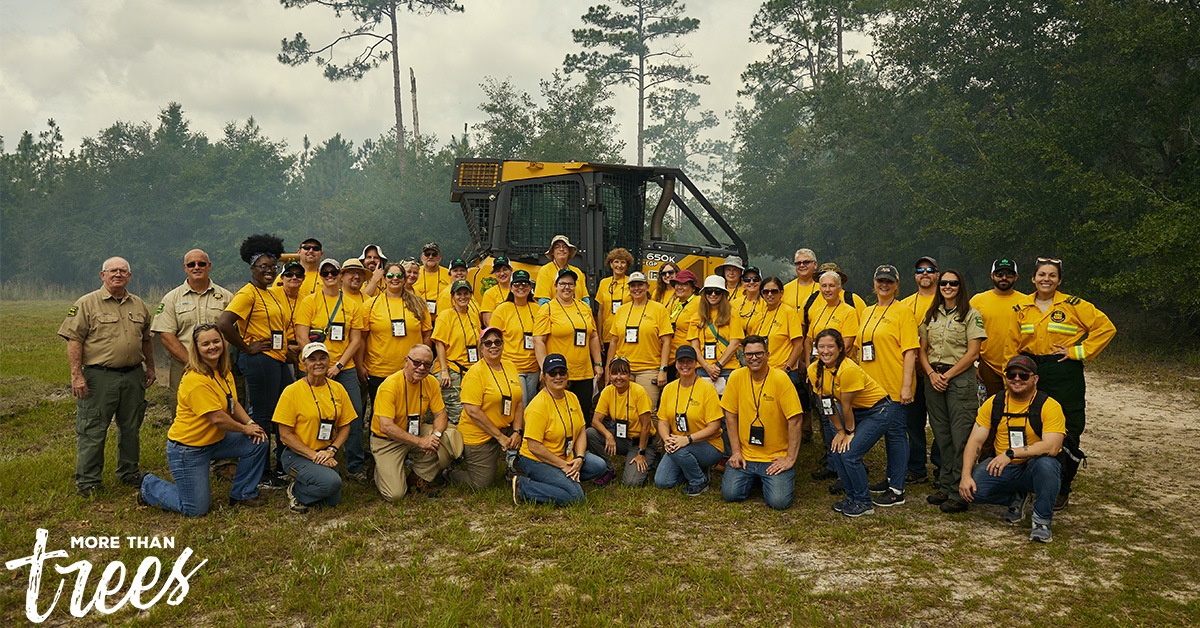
84, 364, 139, 373
931, 364, 954, 374
1021, 353, 1059, 365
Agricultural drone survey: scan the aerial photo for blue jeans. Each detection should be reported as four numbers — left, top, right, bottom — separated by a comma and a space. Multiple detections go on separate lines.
516, 453, 607, 505
282, 449, 343, 508
970, 456, 1061, 525
333, 368, 365, 474
238, 351, 293, 480
518, 372, 539, 409
906, 382, 942, 477
830, 398, 907, 506
141, 433, 268, 517
654, 440, 722, 489
721, 460, 796, 510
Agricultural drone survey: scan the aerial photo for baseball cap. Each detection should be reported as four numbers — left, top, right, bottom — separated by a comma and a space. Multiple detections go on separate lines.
422, 242, 440, 254
628, 272, 648, 284
543, 353, 568, 372
916, 256, 938, 270
675, 345, 698, 362
1005, 355, 1038, 374
301, 342, 330, 360
451, 279, 472, 293
556, 267, 578, 282
492, 256, 512, 270
992, 258, 1018, 274
671, 269, 699, 285
511, 270, 532, 285
874, 264, 899, 282
318, 258, 340, 273
479, 326, 502, 341
449, 258, 468, 270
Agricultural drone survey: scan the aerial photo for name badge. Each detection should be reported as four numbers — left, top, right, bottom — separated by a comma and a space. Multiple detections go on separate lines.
1009, 428, 1026, 449
501, 395, 512, 416
392, 319, 407, 337
466, 345, 479, 363
749, 423, 765, 447
821, 395, 835, 416
407, 415, 421, 437
574, 329, 587, 347
611, 300, 622, 314
562, 436, 574, 458
861, 341, 875, 362
523, 332, 534, 350
328, 323, 345, 342
271, 331, 284, 351
704, 342, 717, 361
675, 413, 688, 433
225, 393, 234, 416
426, 300, 437, 314
615, 419, 628, 439
812, 343, 820, 356
625, 326, 639, 343
317, 418, 334, 441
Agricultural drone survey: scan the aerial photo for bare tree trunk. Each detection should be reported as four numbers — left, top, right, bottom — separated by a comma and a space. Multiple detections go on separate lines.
389, 2, 406, 176
836, 8, 844, 71
636, 4, 645, 166
410, 67, 422, 156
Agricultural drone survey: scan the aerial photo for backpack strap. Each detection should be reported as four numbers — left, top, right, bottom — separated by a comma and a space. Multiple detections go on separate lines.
803, 291, 819, 333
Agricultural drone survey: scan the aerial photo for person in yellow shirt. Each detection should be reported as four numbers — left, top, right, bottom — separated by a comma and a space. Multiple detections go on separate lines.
534, 268, 603, 418
339, 258, 370, 307
434, 258, 473, 316
432, 279, 483, 426
294, 258, 368, 483
274, 343, 356, 513
731, 265, 764, 334
607, 272, 672, 410
534, 235, 591, 305
596, 247, 634, 344
808, 329, 907, 518
137, 324, 269, 516
371, 344, 461, 500
802, 270, 860, 370
414, 242, 451, 314
513, 354, 608, 505
664, 269, 701, 377
480, 256, 514, 327
960, 355, 1065, 543
689, 275, 745, 395
654, 346, 725, 496
449, 327, 526, 489
357, 243, 388, 297
217, 233, 293, 488
715, 254, 746, 300
272, 261, 307, 368
273, 238, 323, 297
970, 258, 1026, 397
653, 262, 681, 304
900, 255, 941, 485
360, 262, 433, 400
1005, 257, 1115, 510
489, 270, 541, 404
586, 357, 658, 487
720, 335, 804, 510
782, 248, 819, 313
751, 276, 804, 374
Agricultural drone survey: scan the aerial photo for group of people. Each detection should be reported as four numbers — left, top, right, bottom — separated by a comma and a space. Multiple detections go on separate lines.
61, 235, 1115, 542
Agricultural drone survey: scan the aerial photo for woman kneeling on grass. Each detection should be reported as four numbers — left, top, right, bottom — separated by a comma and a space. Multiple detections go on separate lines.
512, 354, 608, 506
138, 324, 269, 516
654, 345, 725, 496
273, 342, 356, 514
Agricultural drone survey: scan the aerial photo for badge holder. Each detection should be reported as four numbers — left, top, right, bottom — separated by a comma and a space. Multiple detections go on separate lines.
861, 341, 875, 362
225, 393, 235, 416
271, 331, 284, 351
426, 300, 437, 314
625, 326, 639, 343
748, 421, 765, 447
821, 395, 835, 416
501, 395, 513, 416
317, 418, 334, 441
407, 414, 421, 437
675, 414, 689, 433
328, 323, 345, 342
523, 332, 534, 350
392, 319, 407, 337
1009, 427, 1026, 449
574, 329, 587, 347
615, 419, 628, 439
562, 437, 574, 458
611, 300, 622, 314
704, 342, 717, 361
466, 345, 479, 363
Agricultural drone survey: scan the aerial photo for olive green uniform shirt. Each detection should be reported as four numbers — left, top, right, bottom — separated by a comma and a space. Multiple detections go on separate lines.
918, 306, 987, 366
58, 288, 152, 368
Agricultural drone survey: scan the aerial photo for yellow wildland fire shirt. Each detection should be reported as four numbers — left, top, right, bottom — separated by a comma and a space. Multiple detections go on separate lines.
1006, 291, 1116, 362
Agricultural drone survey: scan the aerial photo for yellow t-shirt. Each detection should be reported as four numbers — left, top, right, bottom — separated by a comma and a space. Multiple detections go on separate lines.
597, 275, 631, 341
686, 313, 746, 364
610, 300, 673, 371
856, 302, 919, 400
267, 285, 302, 336
371, 371, 445, 438
295, 291, 365, 369
969, 289, 1027, 372
748, 305, 803, 370
480, 284, 512, 314
226, 283, 290, 362
360, 293, 433, 377
901, 292, 937, 326
168, 369, 237, 447
489, 301, 541, 373
782, 279, 819, 315
431, 307, 483, 373
533, 262, 590, 302
342, 290, 366, 308
721, 367, 802, 463
807, 359, 888, 409
976, 393, 1066, 464
730, 294, 765, 330
520, 390, 585, 461
656, 378, 724, 453
275, 272, 321, 298
665, 295, 701, 364
804, 300, 860, 343
414, 266, 451, 304
533, 299, 597, 381
458, 359, 523, 446
595, 382, 653, 438
272, 378, 356, 451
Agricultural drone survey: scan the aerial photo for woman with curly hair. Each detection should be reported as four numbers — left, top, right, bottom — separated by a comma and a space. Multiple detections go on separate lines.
596, 247, 635, 347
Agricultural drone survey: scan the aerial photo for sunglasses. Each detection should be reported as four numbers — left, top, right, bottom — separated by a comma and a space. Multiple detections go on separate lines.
547, 369, 568, 378
915, 267, 937, 274
300, 244, 321, 251
191, 322, 219, 338
742, 276, 761, 283
407, 356, 433, 369
1005, 371, 1032, 381
185, 261, 208, 268
281, 271, 304, 279
794, 260, 815, 266
482, 339, 503, 348
703, 289, 725, 296
993, 271, 1016, 278
661, 270, 676, 276
761, 288, 781, 295
319, 270, 340, 277
1036, 257, 1062, 266
251, 264, 279, 272
385, 272, 404, 279
939, 280, 961, 287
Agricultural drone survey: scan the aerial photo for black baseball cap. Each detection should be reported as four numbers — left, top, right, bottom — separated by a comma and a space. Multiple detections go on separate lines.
449, 258, 468, 270
511, 270, 532, 285
992, 258, 1018, 274
493, 256, 512, 270
543, 353, 568, 372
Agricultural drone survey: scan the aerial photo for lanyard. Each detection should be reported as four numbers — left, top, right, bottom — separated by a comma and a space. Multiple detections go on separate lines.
306, 378, 337, 423
550, 394, 573, 449
623, 303, 649, 332
814, 301, 838, 333
252, 285, 284, 331
486, 361, 513, 398
401, 375, 423, 417
673, 380, 697, 427
211, 372, 233, 405
863, 301, 893, 344
739, 296, 761, 321
817, 362, 841, 398
455, 308, 479, 347
556, 299, 587, 331
758, 305, 781, 338
321, 292, 344, 327
669, 294, 693, 319
748, 373, 767, 426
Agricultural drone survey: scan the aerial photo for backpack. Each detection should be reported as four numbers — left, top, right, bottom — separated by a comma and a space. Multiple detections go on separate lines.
986, 390, 1086, 467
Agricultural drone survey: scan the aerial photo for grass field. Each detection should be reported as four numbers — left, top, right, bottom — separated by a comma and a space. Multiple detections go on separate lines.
2, 299, 1198, 627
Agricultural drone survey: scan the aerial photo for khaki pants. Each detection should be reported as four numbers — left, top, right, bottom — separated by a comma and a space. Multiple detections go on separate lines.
371, 424, 459, 501
448, 429, 514, 489
631, 369, 663, 412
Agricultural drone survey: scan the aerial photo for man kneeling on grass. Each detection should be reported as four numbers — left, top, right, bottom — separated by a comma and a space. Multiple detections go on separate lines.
959, 355, 1064, 543
721, 335, 804, 510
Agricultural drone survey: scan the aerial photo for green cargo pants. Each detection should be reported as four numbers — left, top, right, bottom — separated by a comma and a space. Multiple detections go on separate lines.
75, 366, 147, 490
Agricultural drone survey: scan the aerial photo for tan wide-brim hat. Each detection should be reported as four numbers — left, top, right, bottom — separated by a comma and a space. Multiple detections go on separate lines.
545, 235, 578, 260
438, 426, 465, 462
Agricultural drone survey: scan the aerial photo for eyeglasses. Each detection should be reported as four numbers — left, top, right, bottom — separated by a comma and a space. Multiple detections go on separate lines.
407, 356, 433, 369
251, 264, 279, 272
281, 271, 304, 279
300, 244, 321, 251
185, 261, 208, 268
915, 267, 937, 274
320, 270, 340, 277
703, 289, 724, 296
794, 260, 815, 266
547, 369, 568, 378
1005, 371, 1032, 381
742, 276, 761, 283
385, 272, 404, 279
743, 350, 766, 359
939, 280, 961, 287
556, 282, 576, 288
482, 339, 503, 348
761, 288, 781, 295
423, 250, 438, 257
103, 268, 130, 275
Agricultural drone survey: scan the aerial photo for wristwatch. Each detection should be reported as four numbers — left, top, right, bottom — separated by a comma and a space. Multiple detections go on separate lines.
334, 362, 343, 370
433, 430, 443, 438
1005, 448, 1015, 459
638, 448, 647, 456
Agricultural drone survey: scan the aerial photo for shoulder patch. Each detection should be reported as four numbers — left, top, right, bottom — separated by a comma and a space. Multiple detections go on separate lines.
214, 293, 223, 300
67, 305, 78, 317
975, 317, 984, 328
156, 303, 165, 314
1050, 311, 1066, 323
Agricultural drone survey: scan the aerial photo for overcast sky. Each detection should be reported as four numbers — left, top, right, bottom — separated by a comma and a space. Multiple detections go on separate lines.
0, 0, 830, 162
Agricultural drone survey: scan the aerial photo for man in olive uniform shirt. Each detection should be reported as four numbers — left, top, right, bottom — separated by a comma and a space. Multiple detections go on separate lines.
151, 249, 234, 419
58, 257, 156, 496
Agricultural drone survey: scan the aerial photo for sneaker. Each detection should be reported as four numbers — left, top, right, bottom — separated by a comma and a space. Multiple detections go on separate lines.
827, 479, 845, 495
868, 479, 890, 494
842, 501, 875, 518
873, 489, 906, 507
594, 468, 618, 487
1054, 494, 1069, 511
927, 492, 949, 505
286, 481, 308, 513
1005, 493, 1033, 524
681, 481, 709, 497
811, 468, 838, 481
830, 499, 846, 513
229, 493, 269, 508
939, 499, 968, 513
346, 470, 370, 485
511, 476, 520, 505
257, 473, 288, 491
905, 471, 929, 484
1030, 523, 1053, 543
